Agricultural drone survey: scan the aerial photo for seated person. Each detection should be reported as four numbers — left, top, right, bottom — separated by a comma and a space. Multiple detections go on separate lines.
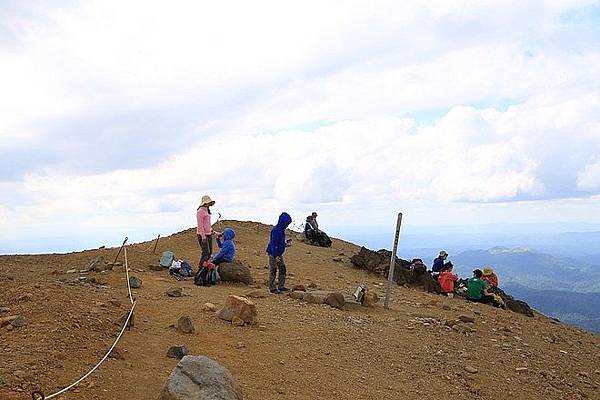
438, 265, 458, 295
466, 269, 496, 304
482, 266, 499, 288
304, 216, 318, 242
211, 227, 236, 266
432, 250, 451, 273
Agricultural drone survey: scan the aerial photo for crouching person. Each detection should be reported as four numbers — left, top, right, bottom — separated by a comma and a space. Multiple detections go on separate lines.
211, 228, 236, 266
438, 265, 458, 297
267, 212, 292, 294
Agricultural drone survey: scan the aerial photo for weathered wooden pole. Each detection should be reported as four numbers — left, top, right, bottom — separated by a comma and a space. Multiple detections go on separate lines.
384, 213, 403, 310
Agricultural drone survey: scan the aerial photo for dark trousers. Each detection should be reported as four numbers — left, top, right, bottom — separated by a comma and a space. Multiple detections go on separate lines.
197, 234, 213, 267
268, 255, 286, 291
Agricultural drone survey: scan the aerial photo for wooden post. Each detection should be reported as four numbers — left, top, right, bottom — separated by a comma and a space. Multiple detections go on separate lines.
152, 234, 160, 254
113, 237, 128, 264
384, 213, 403, 310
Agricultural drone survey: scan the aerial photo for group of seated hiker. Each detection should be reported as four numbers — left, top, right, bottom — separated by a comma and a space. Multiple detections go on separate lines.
432, 250, 504, 308
303, 211, 332, 247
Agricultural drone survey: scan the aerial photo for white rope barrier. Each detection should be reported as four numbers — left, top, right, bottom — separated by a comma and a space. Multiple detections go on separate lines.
33, 237, 137, 400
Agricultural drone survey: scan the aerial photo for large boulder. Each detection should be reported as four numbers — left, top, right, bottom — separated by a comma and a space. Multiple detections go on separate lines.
216, 295, 257, 326
87, 256, 106, 272
159, 355, 243, 400
218, 261, 253, 285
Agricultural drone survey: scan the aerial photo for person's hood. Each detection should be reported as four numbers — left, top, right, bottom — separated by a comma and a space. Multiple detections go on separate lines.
276, 212, 292, 229
222, 228, 235, 241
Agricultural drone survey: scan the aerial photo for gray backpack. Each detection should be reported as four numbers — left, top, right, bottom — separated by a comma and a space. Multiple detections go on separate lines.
159, 251, 176, 268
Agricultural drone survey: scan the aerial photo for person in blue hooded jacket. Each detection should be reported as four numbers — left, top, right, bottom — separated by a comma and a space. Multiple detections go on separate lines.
211, 227, 236, 265
267, 212, 292, 294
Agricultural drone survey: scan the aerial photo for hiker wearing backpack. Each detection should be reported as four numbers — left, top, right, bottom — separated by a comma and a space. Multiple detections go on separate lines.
196, 195, 218, 269
482, 266, 499, 288
267, 212, 292, 294
211, 228, 236, 265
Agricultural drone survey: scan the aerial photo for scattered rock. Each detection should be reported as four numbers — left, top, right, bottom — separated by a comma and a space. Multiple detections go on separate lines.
166, 287, 183, 297
515, 367, 528, 372
66, 269, 77, 274
0, 307, 10, 315
232, 316, 245, 326
17, 293, 33, 302
307, 282, 318, 289
159, 355, 243, 400
108, 348, 125, 360
87, 256, 105, 271
176, 316, 195, 334
362, 291, 379, 307
203, 303, 217, 312
10, 315, 28, 328
291, 284, 306, 292
167, 345, 189, 359
333, 257, 343, 262
114, 310, 134, 328
218, 261, 253, 285
289, 291, 304, 300
458, 315, 476, 324
0, 315, 19, 327
129, 276, 142, 289
216, 295, 258, 325
464, 365, 479, 374
109, 299, 122, 307
149, 264, 164, 271
302, 292, 325, 304
244, 289, 268, 299
324, 292, 345, 310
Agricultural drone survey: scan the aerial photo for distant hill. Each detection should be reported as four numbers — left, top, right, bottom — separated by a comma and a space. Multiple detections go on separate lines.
504, 283, 600, 334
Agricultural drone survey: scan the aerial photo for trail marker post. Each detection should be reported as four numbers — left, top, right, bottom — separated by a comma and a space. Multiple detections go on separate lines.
113, 237, 128, 264
384, 213, 403, 310
152, 234, 161, 254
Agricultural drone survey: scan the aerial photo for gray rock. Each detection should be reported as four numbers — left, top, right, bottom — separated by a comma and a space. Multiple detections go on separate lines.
167, 345, 189, 359
10, 315, 28, 328
324, 292, 345, 310
218, 261, 253, 285
458, 315, 476, 324
88, 256, 105, 272
129, 276, 142, 289
167, 287, 183, 297
160, 355, 243, 400
0, 307, 10, 315
176, 316, 195, 334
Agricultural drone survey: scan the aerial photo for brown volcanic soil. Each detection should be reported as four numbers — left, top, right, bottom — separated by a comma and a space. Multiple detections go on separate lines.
1, 220, 600, 400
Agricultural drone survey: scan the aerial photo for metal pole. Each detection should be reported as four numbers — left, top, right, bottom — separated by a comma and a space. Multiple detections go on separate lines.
113, 237, 128, 264
384, 213, 403, 309
152, 234, 160, 254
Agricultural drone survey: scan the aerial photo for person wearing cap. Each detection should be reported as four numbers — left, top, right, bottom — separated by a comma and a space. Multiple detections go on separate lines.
310, 212, 319, 231
432, 250, 451, 273
482, 266, 499, 288
266, 212, 293, 294
466, 269, 495, 304
196, 195, 217, 269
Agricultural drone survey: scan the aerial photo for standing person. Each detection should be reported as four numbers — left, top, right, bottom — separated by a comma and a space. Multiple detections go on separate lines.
482, 266, 499, 288
196, 195, 216, 270
267, 212, 292, 294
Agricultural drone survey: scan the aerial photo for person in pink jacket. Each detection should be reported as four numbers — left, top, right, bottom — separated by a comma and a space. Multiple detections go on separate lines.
197, 195, 216, 269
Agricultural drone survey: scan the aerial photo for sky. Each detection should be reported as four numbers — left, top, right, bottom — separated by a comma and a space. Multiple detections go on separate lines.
1, 0, 600, 253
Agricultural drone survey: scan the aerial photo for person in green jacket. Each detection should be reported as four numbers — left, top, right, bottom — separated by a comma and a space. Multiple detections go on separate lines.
467, 269, 495, 304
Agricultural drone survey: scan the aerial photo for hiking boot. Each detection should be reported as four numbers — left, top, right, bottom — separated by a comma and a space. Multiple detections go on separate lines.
269, 288, 281, 294
278, 287, 291, 292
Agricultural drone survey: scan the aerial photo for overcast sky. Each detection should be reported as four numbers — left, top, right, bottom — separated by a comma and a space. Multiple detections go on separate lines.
2, 1, 600, 252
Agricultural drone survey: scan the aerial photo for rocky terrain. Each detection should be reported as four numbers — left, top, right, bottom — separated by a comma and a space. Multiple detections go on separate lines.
1, 220, 599, 400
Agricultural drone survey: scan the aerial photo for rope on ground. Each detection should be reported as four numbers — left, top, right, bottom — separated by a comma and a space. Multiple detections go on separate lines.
32, 237, 137, 400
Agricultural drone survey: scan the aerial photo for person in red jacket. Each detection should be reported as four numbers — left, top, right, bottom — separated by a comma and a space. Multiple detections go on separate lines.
438, 265, 458, 296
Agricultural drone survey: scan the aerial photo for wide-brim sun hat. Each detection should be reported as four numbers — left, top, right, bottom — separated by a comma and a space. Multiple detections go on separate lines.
200, 195, 215, 207
483, 266, 494, 276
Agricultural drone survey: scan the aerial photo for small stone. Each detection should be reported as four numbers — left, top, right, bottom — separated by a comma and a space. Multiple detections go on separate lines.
235, 342, 245, 349
232, 316, 245, 326
244, 289, 268, 299
176, 316, 195, 334
259, 325, 267, 331
87, 256, 105, 271
0, 307, 10, 315
515, 367, 528, 372
109, 299, 121, 307
149, 264, 163, 271
303, 292, 325, 304
108, 348, 125, 360
10, 315, 28, 328
203, 303, 217, 312
289, 291, 305, 300
166, 345, 189, 359
0, 315, 19, 327
216, 295, 258, 325
307, 282, 317, 289
362, 291, 379, 307
464, 365, 478, 374
166, 287, 182, 297
458, 315, 476, 323
333, 257, 343, 262
17, 293, 33, 302
291, 284, 306, 292
66, 269, 77, 274
128, 276, 142, 289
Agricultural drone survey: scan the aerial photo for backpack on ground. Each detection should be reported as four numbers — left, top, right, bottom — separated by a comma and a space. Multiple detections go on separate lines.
169, 259, 194, 278
194, 261, 216, 286
160, 251, 176, 268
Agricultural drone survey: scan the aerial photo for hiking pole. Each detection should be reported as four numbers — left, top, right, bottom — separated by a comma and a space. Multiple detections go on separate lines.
113, 237, 128, 264
217, 213, 223, 231
152, 234, 161, 254
384, 213, 403, 309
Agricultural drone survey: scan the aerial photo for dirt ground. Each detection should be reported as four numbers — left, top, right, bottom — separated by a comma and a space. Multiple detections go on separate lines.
1, 220, 599, 400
